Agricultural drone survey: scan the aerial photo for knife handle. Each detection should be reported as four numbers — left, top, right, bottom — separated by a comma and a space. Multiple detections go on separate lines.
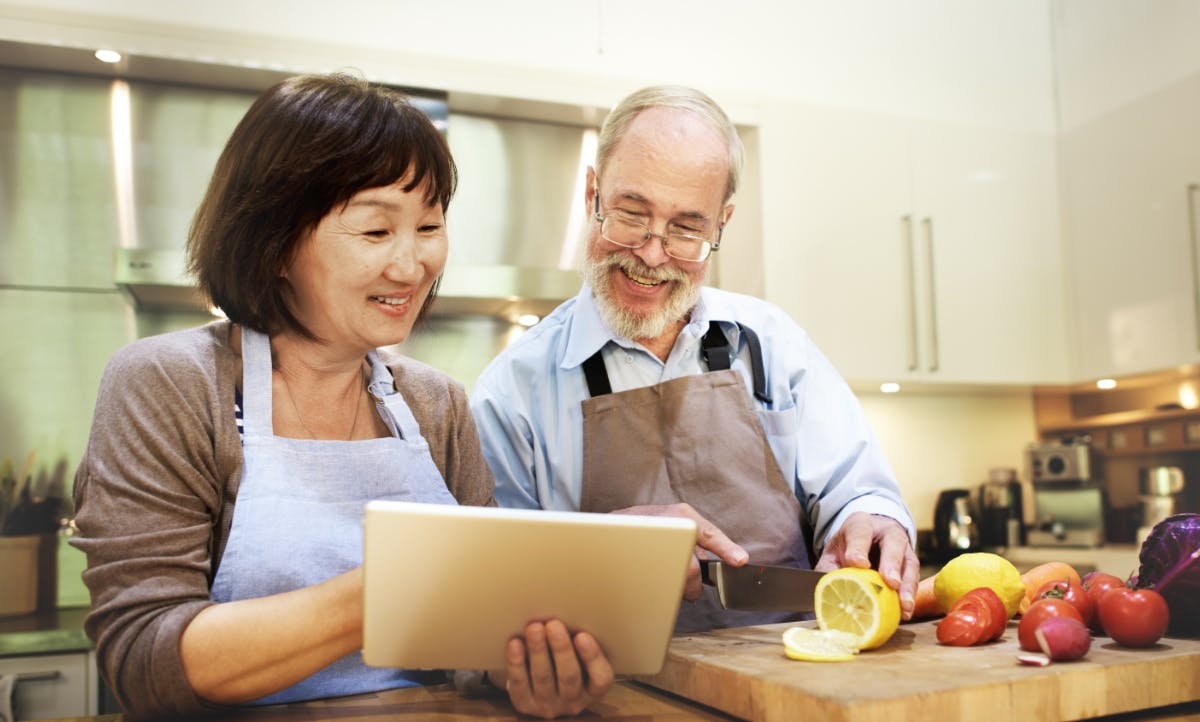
699, 559, 717, 586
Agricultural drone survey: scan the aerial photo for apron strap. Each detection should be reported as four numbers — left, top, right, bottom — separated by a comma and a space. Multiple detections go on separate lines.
581, 351, 613, 397
582, 322, 772, 404
702, 322, 773, 405
735, 323, 773, 405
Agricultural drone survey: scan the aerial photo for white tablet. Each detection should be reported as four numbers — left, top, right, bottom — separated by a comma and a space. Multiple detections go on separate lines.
361, 500, 697, 675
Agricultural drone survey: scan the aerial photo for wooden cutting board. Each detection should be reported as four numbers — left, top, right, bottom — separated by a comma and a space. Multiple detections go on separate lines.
636, 620, 1200, 721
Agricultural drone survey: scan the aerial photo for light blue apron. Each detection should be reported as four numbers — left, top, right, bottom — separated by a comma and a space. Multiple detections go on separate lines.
210, 328, 458, 705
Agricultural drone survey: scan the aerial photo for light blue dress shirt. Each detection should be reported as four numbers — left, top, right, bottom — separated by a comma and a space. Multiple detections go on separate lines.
470, 284, 916, 554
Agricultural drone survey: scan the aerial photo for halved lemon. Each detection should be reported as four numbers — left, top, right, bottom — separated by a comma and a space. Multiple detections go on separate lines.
781, 626, 858, 662
814, 567, 901, 651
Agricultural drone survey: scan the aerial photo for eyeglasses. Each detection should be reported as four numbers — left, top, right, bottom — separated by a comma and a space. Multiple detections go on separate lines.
592, 192, 722, 263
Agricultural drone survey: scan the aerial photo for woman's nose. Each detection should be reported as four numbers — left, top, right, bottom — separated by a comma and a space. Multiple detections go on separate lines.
384, 237, 421, 280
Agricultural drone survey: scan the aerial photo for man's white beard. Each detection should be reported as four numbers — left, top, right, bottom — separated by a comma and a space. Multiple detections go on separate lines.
585, 253, 703, 341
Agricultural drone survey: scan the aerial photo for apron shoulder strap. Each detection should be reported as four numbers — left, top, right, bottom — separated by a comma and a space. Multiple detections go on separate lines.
582, 350, 613, 397
704, 322, 773, 405
582, 323, 773, 404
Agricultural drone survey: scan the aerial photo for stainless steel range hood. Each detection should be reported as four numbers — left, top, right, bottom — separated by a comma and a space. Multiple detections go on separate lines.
0, 39, 592, 325
114, 248, 581, 321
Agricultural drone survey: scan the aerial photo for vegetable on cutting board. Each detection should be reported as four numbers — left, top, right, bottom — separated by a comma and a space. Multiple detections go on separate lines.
1130, 513, 1200, 637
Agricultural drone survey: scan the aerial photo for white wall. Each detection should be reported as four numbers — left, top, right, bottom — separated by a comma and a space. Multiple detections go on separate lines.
857, 389, 1039, 530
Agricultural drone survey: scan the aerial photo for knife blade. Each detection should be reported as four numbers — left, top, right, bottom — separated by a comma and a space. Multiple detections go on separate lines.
700, 561, 824, 612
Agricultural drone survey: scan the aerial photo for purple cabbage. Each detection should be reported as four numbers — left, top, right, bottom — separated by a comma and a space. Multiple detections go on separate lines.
1133, 513, 1200, 637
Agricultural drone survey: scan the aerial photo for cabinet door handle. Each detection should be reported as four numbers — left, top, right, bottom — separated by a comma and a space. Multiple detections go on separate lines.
923, 217, 939, 372
15, 670, 61, 682
902, 215, 919, 371
1189, 183, 1200, 351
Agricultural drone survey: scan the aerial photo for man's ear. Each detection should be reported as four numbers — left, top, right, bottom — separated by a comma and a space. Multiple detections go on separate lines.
722, 203, 736, 226
585, 166, 597, 212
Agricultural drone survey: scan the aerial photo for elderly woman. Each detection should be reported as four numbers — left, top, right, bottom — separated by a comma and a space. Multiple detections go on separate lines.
72, 73, 611, 720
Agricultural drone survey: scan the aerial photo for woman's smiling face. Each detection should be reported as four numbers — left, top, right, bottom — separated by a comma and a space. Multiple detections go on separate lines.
283, 177, 448, 352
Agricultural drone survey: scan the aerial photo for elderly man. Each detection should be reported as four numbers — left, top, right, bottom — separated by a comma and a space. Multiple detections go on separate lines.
470, 85, 918, 632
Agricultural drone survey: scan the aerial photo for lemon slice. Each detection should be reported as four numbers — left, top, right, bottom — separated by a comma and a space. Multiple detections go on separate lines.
781, 626, 858, 662
814, 567, 901, 650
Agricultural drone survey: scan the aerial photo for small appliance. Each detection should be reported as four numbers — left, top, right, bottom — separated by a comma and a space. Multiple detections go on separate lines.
1026, 440, 1105, 548
977, 467, 1024, 548
931, 488, 981, 562
1136, 466, 1186, 546
1027, 442, 1092, 482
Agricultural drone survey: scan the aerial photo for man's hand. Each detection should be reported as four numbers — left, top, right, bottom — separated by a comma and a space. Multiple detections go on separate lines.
492, 619, 614, 719
814, 512, 919, 620
612, 503, 748, 601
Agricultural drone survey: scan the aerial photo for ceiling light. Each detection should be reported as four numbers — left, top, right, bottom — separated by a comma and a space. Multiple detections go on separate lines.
94, 49, 122, 64
1096, 378, 1117, 390
879, 382, 900, 394
516, 314, 540, 328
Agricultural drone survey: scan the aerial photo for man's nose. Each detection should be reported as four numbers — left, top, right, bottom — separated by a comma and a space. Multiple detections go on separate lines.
634, 229, 671, 266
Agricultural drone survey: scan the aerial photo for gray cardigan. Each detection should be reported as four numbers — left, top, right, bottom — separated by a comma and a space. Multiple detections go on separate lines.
72, 320, 495, 719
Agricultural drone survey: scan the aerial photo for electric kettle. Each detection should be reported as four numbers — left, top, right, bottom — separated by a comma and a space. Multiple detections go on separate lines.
931, 488, 982, 562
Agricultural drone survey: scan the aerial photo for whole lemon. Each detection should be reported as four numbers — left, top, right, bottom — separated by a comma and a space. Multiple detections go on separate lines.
933, 552, 1025, 618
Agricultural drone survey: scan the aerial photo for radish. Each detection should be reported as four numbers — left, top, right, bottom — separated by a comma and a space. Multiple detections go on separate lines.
1034, 617, 1091, 661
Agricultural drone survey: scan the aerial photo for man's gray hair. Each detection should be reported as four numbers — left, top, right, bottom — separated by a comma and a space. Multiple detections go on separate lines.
595, 85, 744, 203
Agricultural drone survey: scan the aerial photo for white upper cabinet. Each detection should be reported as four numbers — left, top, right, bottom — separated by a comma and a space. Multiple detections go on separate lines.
1054, 0, 1200, 380
767, 106, 1067, 385
762, 1, 1068, 385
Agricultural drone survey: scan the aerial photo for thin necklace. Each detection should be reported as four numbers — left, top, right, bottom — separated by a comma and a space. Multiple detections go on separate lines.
280, 365, 364, 441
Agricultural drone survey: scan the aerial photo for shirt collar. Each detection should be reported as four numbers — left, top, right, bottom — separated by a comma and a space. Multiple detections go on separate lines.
560, 283, 737, 369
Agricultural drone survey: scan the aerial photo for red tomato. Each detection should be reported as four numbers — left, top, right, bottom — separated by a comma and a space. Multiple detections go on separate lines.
960, 587, 1007, 642
1081, 572, 1127, 634
1018, 598, 1084, 652
937, 608, 984, 646
937, 587, 1007, 646
1097, 587, 1170, 647
1034, 579, 1094, 626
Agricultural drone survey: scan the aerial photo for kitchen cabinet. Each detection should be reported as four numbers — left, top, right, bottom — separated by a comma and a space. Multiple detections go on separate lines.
0, 651, 99, 720
766, 103, 1068, 385
1054, 1, 1200, 380
1057, 73, 1200, 379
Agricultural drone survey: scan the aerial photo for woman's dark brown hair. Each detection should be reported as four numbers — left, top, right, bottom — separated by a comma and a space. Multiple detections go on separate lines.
187, 72, 457, 338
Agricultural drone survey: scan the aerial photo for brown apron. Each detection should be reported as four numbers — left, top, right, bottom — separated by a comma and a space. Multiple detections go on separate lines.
580, 322, 811, 632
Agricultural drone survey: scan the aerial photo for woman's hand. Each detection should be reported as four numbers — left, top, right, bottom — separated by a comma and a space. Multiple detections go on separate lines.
493, 619, 614, 719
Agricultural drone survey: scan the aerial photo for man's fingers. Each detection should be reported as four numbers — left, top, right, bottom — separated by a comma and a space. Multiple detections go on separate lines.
838, 515, 874, 568
683, 556, 704, 601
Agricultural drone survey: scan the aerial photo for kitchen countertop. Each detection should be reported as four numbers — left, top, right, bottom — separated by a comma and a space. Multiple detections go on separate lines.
998, 544, 1142, 577
40, 616, 1200, 721
0, 605, 91, 657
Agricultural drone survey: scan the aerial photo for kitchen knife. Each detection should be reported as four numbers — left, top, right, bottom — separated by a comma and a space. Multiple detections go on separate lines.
700, 561, 824, 612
